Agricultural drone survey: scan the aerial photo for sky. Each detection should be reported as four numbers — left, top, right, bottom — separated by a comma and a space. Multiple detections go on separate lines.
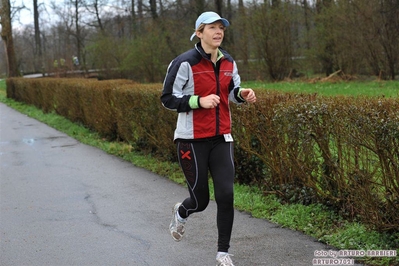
11, 0, 124, 28
11, 0, 54, 27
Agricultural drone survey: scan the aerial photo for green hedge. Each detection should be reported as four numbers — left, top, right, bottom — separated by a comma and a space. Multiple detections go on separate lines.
6, 78, 399, 233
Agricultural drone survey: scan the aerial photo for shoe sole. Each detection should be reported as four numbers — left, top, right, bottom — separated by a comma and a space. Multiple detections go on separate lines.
171, 231, 183, 241
170, 203, 184, 241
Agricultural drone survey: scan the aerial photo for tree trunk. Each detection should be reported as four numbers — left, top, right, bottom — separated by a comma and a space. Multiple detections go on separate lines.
149, 0, 157, 20
73, 0, 83, 69
303, 0, 310, 50
93, 0, 104, 33
33, 0, 44, 74
33, 0, 41, 56
137, 0, 143, 19
130, 0, 136, 37
215, 0, 222, 15
195, 0, 205, 15
0, 0, 20, 77
316, 0, 335, 76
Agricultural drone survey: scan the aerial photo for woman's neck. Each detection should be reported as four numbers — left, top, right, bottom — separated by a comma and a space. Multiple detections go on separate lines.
201, 43, 219, 63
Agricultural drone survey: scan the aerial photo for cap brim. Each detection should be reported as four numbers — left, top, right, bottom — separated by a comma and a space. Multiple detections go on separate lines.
202, 18, 229, 27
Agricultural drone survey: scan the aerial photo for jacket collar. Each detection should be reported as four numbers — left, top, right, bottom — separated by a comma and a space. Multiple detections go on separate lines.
195, 42, 224, 62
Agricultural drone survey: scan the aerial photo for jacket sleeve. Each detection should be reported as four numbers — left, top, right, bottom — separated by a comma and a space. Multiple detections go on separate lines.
229, 61, 246, 104
161, 59, 196, 113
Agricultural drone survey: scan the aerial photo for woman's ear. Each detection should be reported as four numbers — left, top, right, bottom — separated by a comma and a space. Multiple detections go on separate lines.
196, 31, 202, 39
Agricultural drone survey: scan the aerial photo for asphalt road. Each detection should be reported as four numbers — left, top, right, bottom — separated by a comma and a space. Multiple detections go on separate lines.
0, 103, 348, 266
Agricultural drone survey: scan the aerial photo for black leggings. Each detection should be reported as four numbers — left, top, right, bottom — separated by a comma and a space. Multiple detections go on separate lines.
176, 136, 235, 253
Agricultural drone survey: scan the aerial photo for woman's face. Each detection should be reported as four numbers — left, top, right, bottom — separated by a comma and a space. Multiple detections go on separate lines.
197, 21, 225, 50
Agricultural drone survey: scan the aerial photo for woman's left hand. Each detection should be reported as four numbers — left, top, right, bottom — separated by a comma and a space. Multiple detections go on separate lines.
240, 88, 257, 103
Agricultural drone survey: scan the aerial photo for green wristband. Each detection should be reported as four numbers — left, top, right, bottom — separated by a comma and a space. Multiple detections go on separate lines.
238, 88, 245, 101
189, 95, 200, 109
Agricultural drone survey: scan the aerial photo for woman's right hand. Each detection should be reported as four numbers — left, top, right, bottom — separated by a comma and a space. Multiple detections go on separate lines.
199, 94, 220, 109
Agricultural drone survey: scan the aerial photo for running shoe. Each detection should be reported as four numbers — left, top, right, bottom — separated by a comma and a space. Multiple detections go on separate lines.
216, 253, 235, 266
169, 202, 186, 241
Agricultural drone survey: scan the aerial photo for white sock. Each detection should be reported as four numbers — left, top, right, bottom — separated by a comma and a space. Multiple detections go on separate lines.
217, 252, 228, 259
176, 211, 187, 222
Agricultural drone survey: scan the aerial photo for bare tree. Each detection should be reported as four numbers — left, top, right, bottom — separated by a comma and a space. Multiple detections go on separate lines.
33, 0, 46, 74
5, 0, 397, 81
130, 0, 136, 37
315, 0, 335, 76
73, 0, 83, 66
89, 0, 105, 33
376, 0, 398, 79
0, 0, 20, 77
33, 0, 41, 56
234, 0, 249, 79
215, 0, 222, 15
250, 1, 294, 80
149, 0, 157, 19
196, 0, 205, 15
302, 0, 311, 50
0, 38, 6, 75
137, 0, 142, 20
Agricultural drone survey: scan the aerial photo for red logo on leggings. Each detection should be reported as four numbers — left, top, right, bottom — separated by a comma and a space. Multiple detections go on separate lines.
180, 150, 191, 160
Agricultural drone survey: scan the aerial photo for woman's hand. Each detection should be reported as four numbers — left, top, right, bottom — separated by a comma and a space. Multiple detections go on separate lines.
240, 88, 256, 103
199, 94, 220, 109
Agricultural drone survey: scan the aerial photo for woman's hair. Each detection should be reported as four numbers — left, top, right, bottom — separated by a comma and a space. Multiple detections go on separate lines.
196, 23, 226, 34
196, 24, 206, 33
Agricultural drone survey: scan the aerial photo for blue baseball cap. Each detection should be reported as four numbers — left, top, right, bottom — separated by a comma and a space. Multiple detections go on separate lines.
190, 11, 230, 41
